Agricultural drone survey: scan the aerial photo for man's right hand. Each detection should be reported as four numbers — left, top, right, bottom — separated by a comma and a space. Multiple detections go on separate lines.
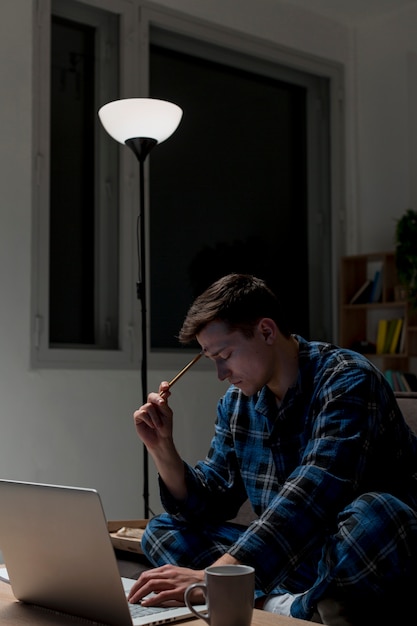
133, 385, 187, 501
127, 564, 205, 607
133, 385, 173, 450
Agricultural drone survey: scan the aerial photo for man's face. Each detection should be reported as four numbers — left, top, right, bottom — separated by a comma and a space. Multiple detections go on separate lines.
197, 319, 275, 396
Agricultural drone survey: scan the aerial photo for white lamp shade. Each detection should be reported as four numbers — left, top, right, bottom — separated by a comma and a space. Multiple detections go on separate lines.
98, 98, 183, 145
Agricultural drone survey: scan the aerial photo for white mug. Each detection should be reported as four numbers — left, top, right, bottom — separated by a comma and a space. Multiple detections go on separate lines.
184, 564, 255, 626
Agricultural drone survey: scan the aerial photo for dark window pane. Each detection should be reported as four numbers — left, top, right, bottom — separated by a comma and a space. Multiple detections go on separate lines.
50, 16, 96, 345
149, 44, 307, 350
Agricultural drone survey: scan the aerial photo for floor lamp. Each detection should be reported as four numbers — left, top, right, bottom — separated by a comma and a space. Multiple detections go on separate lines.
98, 98, 183, 518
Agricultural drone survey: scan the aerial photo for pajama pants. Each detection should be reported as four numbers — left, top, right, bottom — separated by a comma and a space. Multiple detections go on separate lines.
141, 492, 417, 621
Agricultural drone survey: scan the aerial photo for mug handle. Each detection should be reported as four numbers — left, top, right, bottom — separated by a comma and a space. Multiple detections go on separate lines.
184, 583, 210, 624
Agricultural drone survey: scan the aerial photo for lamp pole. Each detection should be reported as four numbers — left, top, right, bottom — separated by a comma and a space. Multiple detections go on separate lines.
125, 137, 158, 518
98, 100, 183, 518
139, 151, 149, 517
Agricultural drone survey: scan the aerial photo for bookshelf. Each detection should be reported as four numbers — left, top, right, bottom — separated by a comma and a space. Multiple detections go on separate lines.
339, 251, 417, 372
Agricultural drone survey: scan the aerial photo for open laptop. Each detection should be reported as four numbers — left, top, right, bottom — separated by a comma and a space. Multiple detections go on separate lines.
0, 479, 204, 626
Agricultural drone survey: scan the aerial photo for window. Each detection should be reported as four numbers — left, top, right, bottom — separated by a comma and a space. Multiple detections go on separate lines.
149, 35, 313, 351
32, 0, 344, 369
50, 11, 118, 349
32, 0, 136, 368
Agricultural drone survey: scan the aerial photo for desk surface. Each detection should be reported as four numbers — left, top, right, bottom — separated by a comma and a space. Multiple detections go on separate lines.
0, 579, 310, 626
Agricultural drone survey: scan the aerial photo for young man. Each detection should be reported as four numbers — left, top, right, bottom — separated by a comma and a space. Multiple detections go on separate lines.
128, 274, 417, 625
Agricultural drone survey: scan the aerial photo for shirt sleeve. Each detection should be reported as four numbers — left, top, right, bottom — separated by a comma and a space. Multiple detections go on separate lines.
158, 399, 249, 522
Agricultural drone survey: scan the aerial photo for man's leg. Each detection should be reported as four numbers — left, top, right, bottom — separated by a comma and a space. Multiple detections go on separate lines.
142, 513, 246, 569
142, 514, 303, 608
292, 492, 417, 623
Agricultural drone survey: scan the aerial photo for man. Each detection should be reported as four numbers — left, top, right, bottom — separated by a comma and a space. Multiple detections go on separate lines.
128, 274, 417, 625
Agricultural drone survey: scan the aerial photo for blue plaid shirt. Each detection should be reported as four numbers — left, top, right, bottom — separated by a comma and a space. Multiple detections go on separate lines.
160, 335, 417, 602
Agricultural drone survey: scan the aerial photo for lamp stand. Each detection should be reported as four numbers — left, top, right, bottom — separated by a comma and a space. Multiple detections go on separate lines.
98, 98, 183, 521
126, 137, 158, 519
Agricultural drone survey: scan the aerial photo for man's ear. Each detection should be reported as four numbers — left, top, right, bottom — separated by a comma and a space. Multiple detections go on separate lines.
257, 318, 277, 344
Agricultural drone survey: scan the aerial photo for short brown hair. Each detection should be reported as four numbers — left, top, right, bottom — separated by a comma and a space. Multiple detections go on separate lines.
178, 273, 291, 344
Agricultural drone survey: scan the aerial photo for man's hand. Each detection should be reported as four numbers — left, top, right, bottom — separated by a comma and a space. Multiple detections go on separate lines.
133, 386, 173, 451
127, 564, 205, 606
133, 385, 188, 500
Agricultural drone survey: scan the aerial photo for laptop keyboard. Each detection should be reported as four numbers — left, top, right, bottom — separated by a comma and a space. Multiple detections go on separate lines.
129, 603, 169, 618
123, 582, 180, 620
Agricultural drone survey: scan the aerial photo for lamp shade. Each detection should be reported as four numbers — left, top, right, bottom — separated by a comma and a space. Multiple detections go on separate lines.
98, 98, 183, 145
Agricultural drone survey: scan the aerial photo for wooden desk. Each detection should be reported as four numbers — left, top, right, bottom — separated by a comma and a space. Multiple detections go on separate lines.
0, 579, 311, 626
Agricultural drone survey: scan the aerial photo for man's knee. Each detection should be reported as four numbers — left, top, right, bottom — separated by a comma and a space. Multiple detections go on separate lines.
329, 492, 417, 593
337, 492, 417, 559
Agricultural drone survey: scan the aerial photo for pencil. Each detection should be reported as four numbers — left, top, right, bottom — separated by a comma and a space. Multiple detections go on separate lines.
160, 352, 203, 397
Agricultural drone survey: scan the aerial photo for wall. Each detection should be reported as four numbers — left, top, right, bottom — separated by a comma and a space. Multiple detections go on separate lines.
0, 0, 415, 519
353, 8, 417, 252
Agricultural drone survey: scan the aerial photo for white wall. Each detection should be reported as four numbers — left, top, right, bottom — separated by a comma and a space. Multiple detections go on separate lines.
353, 9, 417, 252
0, 0, 415, 519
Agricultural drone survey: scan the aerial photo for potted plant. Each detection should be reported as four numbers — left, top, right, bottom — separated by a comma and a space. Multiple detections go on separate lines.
395, 208, 417, 309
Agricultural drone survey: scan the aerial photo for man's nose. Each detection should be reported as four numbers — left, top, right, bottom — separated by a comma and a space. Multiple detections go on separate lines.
216, 361, 230, 381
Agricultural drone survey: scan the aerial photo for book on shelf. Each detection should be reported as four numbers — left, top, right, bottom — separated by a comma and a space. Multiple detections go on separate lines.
399, 319, 407, 354
384, 369, 395, 390
383, 319, 399, 354
402, 372, 417, 392
384, 370, 417, 393
385, 369, 405, 392
369, 268, 383, 303
349, 279, 373, 304
396, 371, 408, 392
400, 373, 412, 392
376, 319, 388, 354
376, 318, 404, 355
389, 317, 403, 354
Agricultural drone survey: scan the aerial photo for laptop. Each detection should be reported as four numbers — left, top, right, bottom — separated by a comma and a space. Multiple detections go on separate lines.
0, 479, 204, 626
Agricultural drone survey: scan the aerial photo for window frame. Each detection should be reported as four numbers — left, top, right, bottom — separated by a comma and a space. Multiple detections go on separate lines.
32, 0, 345, 370
32, 0, 140, 368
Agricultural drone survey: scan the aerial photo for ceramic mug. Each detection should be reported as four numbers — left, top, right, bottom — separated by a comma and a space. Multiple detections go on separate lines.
184, 564, 255, 626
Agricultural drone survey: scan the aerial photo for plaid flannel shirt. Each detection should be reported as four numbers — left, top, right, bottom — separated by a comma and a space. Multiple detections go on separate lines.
160, 335, 417, 616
